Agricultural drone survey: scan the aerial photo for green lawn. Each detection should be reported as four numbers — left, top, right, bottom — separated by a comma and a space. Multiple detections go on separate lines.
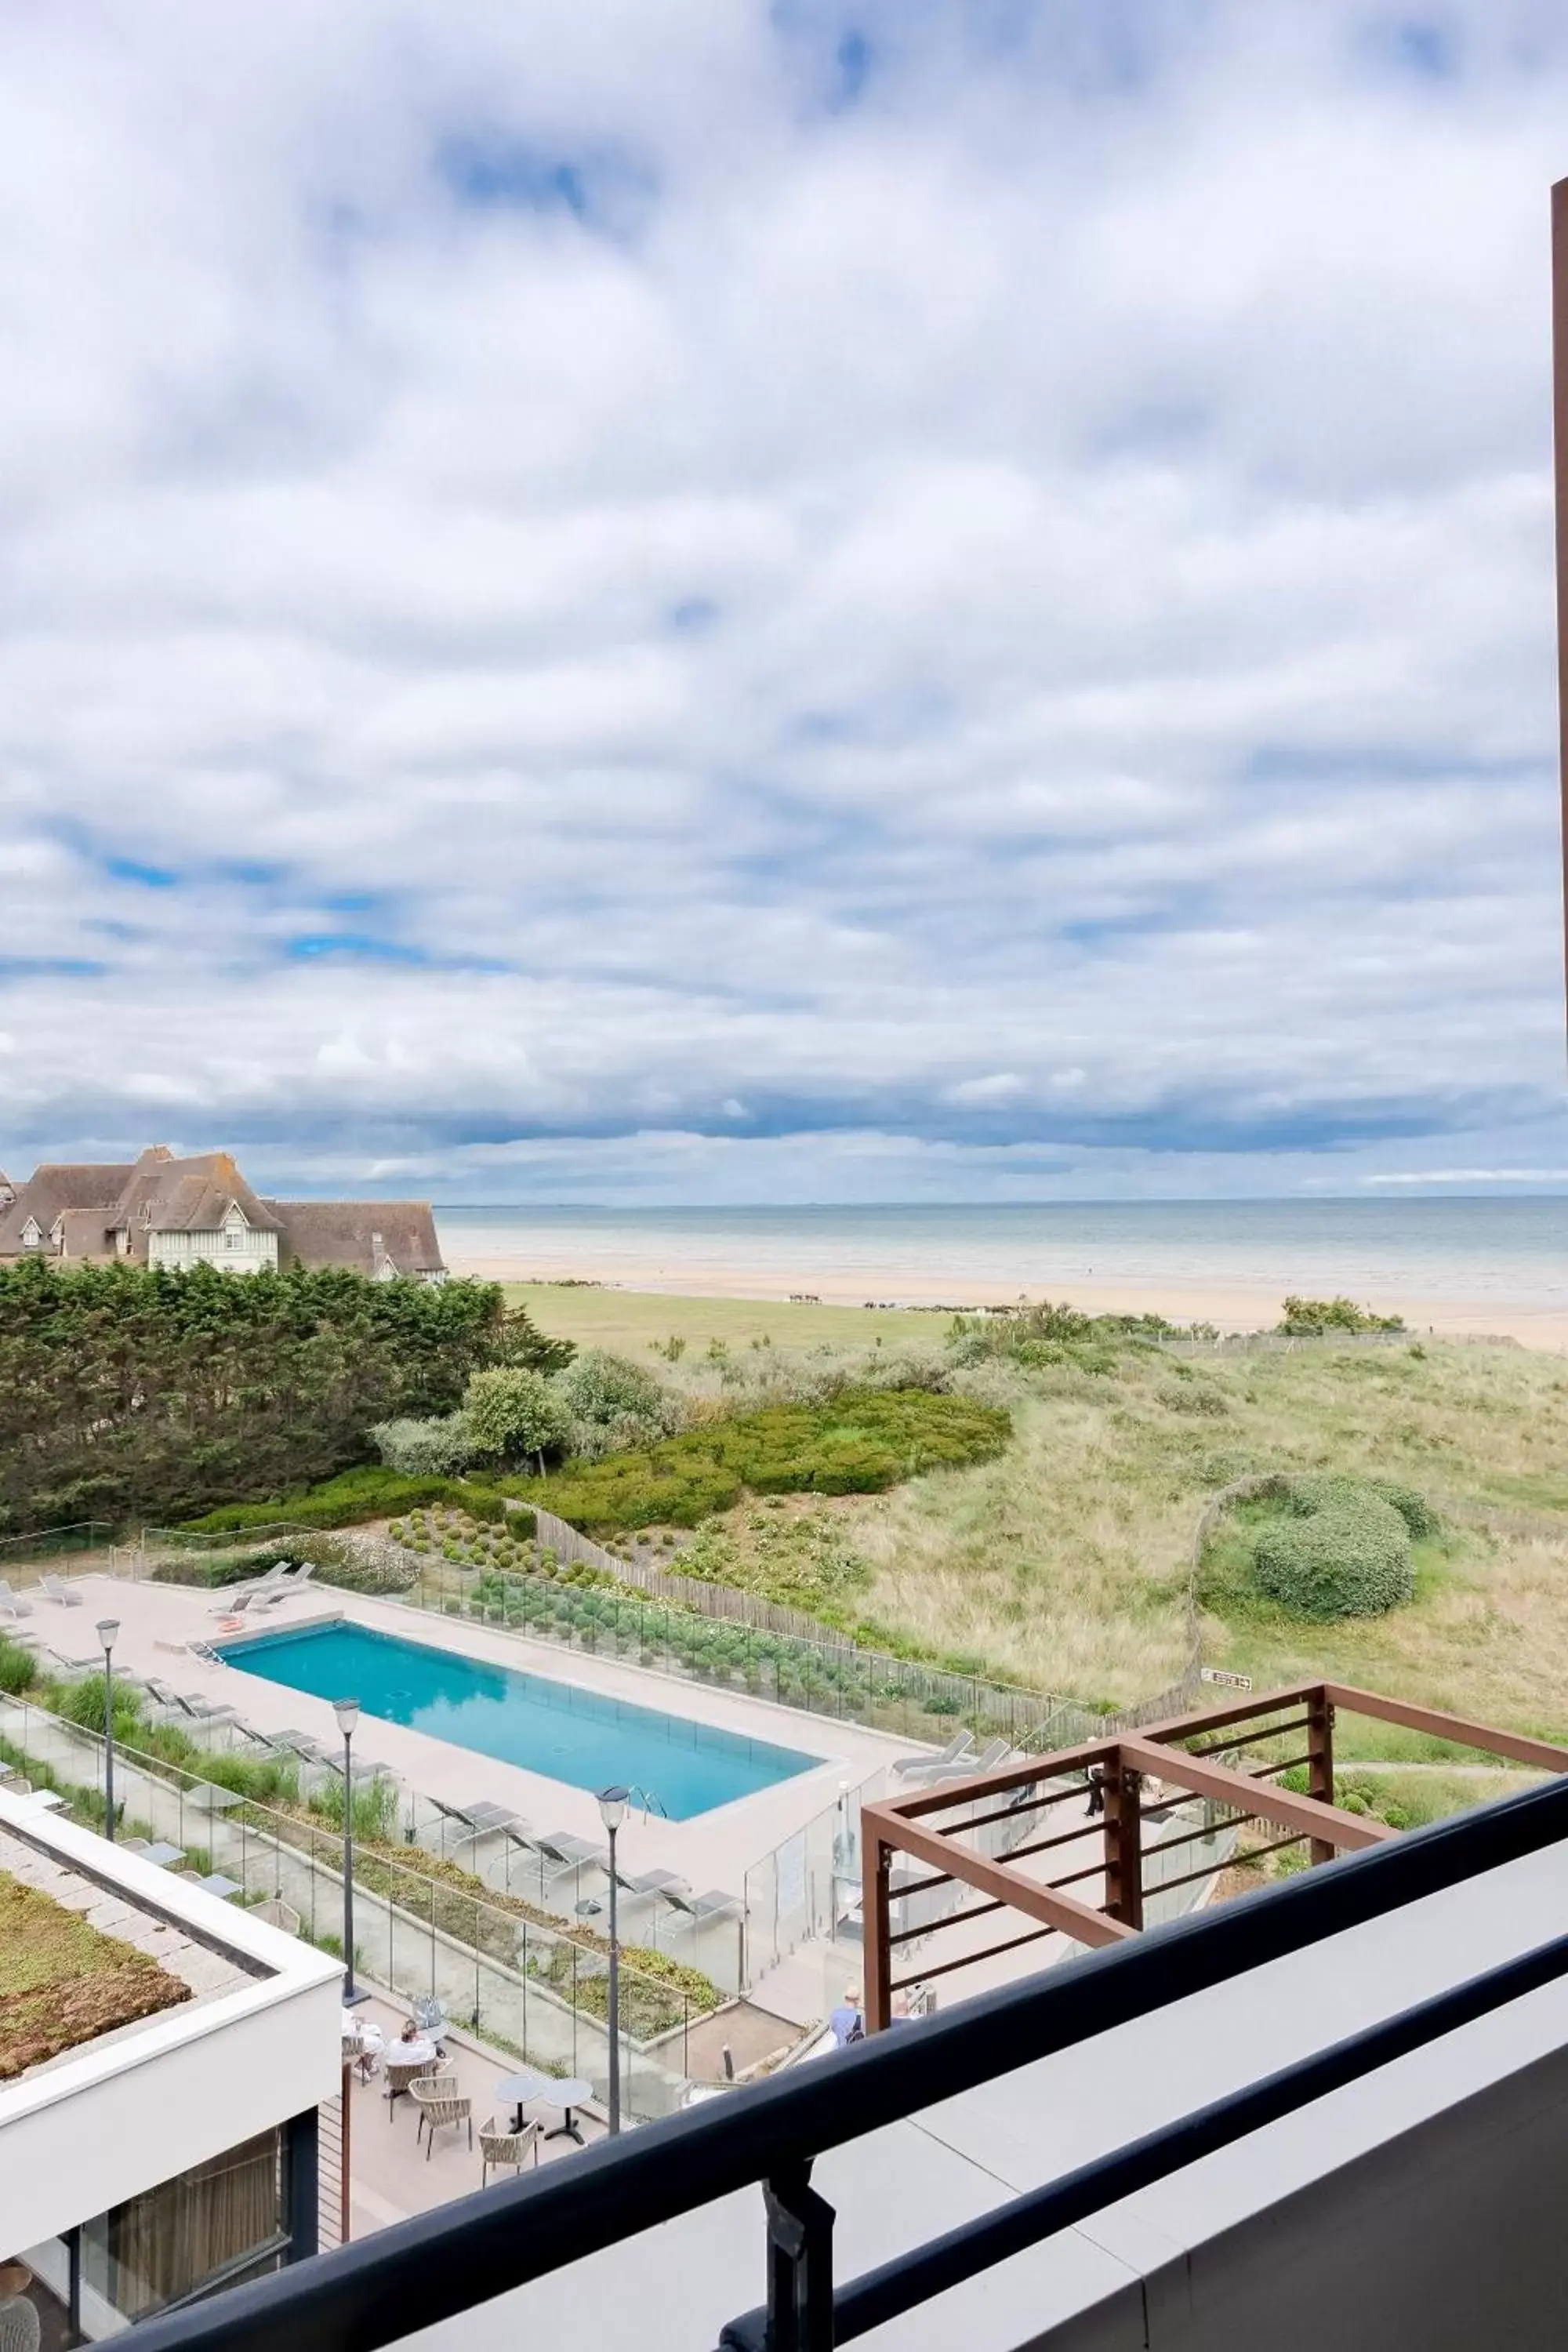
501, 1283, 949, 1353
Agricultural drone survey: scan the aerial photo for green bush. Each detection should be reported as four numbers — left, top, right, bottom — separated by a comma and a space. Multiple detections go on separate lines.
519, 1388, 1011, 1534
1252, 1486, 1414, 1621
0, 1634, 37, 1694
179, 1468, 514, 1535
1276, 1295, 1405, 1336
1368, 1480, 1440, 1540
369, 1413, 476, 1476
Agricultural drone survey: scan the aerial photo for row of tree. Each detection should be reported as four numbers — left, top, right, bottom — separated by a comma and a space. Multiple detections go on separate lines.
0, 1258, 572, 1534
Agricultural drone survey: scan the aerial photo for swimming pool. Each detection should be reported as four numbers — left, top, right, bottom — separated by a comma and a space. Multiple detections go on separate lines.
217, 1621, 822, 1819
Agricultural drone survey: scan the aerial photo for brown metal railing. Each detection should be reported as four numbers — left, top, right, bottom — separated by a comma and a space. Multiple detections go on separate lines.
860, 1679, 1568, 2029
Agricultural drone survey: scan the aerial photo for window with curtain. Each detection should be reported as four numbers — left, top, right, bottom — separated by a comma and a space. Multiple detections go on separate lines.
79, 2129, 286, 2326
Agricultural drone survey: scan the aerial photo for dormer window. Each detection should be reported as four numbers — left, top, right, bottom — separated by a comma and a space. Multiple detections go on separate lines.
140, 1200, 154, 1228
50, 1217, 64, 1244
20, 1217, 42, 1248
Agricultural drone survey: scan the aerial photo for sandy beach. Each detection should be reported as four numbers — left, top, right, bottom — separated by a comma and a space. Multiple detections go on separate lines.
442, 1238, 1568, 1350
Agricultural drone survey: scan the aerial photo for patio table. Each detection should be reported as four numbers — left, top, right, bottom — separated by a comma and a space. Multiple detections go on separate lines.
142, 1841, 184, 1867
543, 2078, 594, 2145
195, 1871, 242, 1899
495, 2070, 550, 2133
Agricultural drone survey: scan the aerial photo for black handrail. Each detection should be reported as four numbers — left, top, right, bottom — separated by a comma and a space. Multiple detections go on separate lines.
720, 1926, 1568, 2347
122, 1775, 1568, 2352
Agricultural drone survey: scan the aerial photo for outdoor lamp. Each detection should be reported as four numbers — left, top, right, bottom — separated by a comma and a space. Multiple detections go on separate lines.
335, 1697, 365, 2003
97, 1618, 119, 1843
597, 1785, 630, 2132
597, 1785, 628, 1834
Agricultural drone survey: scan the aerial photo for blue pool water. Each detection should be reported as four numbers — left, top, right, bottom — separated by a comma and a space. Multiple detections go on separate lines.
218, 1622, 822, 1819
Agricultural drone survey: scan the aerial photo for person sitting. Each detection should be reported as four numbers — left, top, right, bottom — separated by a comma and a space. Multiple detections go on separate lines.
829, 1985, 864, 2046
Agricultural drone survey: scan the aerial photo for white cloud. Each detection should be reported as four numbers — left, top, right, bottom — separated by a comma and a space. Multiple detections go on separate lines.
0, 1, 1564, 1196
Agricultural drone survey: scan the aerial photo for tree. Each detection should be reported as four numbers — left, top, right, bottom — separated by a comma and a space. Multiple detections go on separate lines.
463, 1366, 570, 1471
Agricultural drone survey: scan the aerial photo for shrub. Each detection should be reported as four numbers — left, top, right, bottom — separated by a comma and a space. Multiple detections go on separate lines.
1252, 1486, 1414, 1621
179, 1467, 514, 1534
554, 1350, 679, 1440
519, 1388, 1011, 1534
465, 1367, 570, 1467
0, 1635, 37, 1694
369, 1413, 476, 1477
1276, 1295, 1405, 1336
1369, 1481, 1440, 1540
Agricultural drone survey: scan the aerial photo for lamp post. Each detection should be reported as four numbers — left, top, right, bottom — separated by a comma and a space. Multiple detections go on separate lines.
597, 1784, 628, 2134
97, 1619, 119, 1842
334, 1698, 364, 2005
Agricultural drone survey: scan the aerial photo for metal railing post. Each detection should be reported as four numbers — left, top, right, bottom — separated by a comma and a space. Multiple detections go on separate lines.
757, 2165, 835, 2352
1308, 1689, 1336, 1866
1102, 1750, 1143, 1931
862, 1817, 891, 2034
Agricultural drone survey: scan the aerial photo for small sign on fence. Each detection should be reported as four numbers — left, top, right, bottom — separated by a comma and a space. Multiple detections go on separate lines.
1200, 1666, 1253, 1692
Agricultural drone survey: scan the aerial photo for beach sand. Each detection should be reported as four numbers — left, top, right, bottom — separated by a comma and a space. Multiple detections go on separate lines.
444, 1241, 1568, 1351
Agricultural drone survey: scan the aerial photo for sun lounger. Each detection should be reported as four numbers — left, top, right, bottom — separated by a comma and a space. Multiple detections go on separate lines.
39, 1575, 83, 1607
891, 1730, 974, 1778
272, 1729, 329, 1761
906, 1737, 1014, 1788
0, 1581, 34, 1621
145, 1680, 241, 1727
664, 1886, 742, 1923
535, 1831, 608, 1869
619, 1867, 691, 1900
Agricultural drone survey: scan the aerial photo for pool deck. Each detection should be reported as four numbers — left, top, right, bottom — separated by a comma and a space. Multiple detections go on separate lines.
43, 1574, 920, 1899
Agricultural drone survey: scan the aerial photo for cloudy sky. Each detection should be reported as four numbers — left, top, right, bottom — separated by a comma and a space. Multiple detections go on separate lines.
2, 0, 1566, 1202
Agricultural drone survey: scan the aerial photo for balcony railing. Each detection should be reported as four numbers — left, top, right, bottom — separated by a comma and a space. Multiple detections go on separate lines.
122, 1769, 1568, 2352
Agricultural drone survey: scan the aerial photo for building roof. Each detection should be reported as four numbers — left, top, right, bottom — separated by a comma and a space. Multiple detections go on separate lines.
0, 1163, 136, 1257
0, 1149, 444, 1276
109, 1150, 283, 1243
56, 1207, 115, 1262
267, 1200, 446, 1277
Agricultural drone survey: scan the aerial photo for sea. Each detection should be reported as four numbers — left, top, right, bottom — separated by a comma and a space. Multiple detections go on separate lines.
435, 1199, 1568, 1314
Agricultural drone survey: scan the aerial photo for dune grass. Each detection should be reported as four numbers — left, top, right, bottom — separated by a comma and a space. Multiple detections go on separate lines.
634, 1323, 1568, 1748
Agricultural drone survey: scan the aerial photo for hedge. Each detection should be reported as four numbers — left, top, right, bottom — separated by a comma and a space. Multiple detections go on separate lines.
178, 1467, 514, 1534
517, 1388, 1011, 1534
1252, 1483, 1414, 1621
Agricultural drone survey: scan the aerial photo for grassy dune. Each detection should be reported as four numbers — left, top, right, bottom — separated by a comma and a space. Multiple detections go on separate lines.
513, 1283, 1568, 1748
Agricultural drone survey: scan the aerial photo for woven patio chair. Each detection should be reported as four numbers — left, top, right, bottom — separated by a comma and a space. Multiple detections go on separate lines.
411, 2077, 473, 2158
383, 2055, 437, 2113
479, 2114, 541, 2187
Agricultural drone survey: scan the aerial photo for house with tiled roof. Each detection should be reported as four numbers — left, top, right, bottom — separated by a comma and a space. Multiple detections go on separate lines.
0, 1147, 446, 1282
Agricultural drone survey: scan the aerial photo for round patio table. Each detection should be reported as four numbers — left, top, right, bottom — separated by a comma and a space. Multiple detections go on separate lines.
495, 2070, 550, 2134
544, 2078, 594, 2144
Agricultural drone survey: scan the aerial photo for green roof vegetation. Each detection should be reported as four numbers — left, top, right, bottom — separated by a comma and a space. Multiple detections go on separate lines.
0, 1870, 191, 2080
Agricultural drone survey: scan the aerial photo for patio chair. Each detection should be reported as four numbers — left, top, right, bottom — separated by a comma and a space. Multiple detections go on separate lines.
252, 1897, 301, 1935
39, 1575, 82, 1608
412, 2078, 473, 2158
383, 2056, 436, 2113
0, 1581, 34, 1621
479, 2114, 541, 2186
891, 1730, 974, 1778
